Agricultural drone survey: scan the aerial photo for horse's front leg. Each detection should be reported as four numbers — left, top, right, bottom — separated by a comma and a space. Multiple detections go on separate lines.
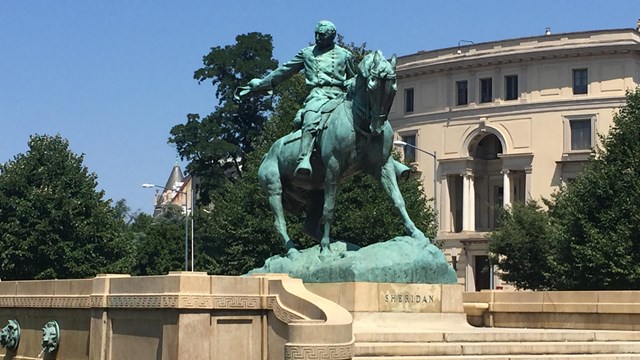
267, 187, 296, 253
377, 158, 428, 242
259, 162, 296, 253
321, 156, 340, 251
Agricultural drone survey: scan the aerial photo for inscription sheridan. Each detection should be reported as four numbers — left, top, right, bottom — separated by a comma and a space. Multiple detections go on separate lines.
384, 293, 435, 304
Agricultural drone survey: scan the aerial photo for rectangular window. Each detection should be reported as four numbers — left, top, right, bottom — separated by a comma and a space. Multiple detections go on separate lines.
573, 69, 588, 95
401, 135, 416, 163
504, 75, 518, 100
404, 88, 414, 113
570, 119, 591, 150
480, 78, 492, 103
456, 80, 468, 106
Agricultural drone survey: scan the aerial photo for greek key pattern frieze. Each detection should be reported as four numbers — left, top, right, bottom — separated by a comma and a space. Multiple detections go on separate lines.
212, 295, 261, 309
107, 295, 169, 308
285, 342, 355, 360
0, 296, 91, 308
0, 293, 270, 310
90, 295, 105, 308
179, 295, 213, 308
266, 296, 305, 323
50, 296, 92, 308
0, 297, 14, 308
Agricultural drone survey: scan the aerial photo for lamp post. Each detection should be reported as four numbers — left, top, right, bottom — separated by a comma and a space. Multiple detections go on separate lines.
393, 140, 438, 219
142, 183, 191, 272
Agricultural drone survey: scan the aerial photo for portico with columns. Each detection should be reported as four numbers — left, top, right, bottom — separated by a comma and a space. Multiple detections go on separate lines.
438, 127, 533, 235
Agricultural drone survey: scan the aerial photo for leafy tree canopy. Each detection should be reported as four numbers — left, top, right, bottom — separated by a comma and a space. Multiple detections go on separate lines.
0, 134, 133, 280
169, 33, 278, 205
130, 206, 187, 276
489, 88, 640, 290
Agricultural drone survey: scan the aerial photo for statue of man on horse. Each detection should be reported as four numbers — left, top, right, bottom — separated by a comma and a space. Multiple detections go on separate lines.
237, 21, 428, 254
237, 20, 355, 178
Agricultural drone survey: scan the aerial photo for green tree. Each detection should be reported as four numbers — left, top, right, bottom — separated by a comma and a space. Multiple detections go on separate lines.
130, 206, 186, 275
487, 200, 555, 290
169, 32, 278, 205
551, 88, 640, 290
0, 134, 133, 280
488, 88, 640, 290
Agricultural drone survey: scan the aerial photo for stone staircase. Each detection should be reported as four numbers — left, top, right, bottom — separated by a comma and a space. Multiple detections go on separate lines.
353, 327, 640, 359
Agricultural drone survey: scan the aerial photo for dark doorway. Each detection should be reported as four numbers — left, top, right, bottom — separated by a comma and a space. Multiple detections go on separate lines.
474, 255, 491, 291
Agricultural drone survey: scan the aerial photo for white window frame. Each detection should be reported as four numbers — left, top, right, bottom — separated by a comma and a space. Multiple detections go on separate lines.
398, 131, 418, 164
562, 114, 597, 154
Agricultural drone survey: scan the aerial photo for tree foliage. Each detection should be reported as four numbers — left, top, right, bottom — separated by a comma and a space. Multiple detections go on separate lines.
130, 206, 187, 276
487, 200, 554, 290
0, 134, 133, 280
488, 88, 640, 290
550, 88, 640, 290
169, 32, 278, 205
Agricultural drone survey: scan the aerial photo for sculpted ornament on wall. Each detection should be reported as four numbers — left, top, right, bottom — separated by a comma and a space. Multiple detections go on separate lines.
0, 319, 20, 351
41, 320, 60, 354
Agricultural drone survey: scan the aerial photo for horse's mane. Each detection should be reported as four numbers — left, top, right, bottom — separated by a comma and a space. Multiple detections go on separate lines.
357, 50, 394, 79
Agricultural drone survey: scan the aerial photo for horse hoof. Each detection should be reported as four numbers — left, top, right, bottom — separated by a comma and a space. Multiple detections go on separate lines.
286, 248, 300, 258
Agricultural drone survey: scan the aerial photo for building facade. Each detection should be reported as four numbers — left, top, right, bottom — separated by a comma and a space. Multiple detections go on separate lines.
152, 163, 194, 217
389, 27, 640, 291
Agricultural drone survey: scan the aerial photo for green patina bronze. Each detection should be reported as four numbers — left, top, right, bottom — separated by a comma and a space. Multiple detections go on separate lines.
41, 320, 60, 354
237, 20, 357, 178
239, 21, 421, 251
239, 21, 454, 284
249, 236, 457, 284
0, 319, 20, 351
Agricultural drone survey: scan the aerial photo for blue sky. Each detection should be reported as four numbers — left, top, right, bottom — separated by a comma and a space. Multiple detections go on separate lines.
1, 1, 638, 214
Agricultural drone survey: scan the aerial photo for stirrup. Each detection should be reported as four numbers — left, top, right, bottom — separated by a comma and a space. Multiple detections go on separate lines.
294, 158, 312, 178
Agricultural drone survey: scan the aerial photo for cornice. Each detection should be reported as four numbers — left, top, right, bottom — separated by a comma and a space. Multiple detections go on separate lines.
389, 96, 626, 128
397, 29, 640, 79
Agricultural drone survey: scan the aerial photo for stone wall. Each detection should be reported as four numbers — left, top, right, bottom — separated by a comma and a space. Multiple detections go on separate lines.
0, 272, 354, 360
463, 290, 640, 330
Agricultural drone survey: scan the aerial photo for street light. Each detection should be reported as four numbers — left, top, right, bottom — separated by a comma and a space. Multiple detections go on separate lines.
393, 140, 438, 220
142, 183, 191, 272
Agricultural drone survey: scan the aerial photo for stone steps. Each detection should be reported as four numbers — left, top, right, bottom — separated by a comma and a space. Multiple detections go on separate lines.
355, 329, 640, 343
355, 341, 640, 357
354, 329, 640, 359
355, 355, 640, 360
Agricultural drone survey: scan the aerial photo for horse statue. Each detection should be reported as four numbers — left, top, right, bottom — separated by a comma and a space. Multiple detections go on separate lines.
258, 50, 428, 253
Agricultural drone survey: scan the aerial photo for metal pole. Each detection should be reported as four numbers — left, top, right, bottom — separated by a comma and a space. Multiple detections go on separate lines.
397, 142, 439, 230
433, 150, 438, 222
190, 188, 194, 272
184, 194, 188, 272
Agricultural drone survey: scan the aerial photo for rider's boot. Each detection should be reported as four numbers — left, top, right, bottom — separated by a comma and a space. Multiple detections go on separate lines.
295, 130, 314, 178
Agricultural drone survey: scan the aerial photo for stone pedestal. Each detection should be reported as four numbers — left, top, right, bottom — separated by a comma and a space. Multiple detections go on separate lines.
305, 282, 471, 331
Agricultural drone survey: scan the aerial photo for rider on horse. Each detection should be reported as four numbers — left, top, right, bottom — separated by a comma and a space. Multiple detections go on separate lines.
239, 20, 356, 178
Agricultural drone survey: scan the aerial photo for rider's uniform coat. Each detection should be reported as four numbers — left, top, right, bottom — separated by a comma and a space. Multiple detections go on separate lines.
255, 44, 357, 130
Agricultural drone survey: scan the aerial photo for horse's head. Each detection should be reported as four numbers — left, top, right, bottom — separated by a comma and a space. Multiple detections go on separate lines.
358, 50, 397, 135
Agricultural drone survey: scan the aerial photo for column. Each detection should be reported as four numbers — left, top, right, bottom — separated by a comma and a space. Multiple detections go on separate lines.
462, 172, 475, 231
502, 169, 511, 208
440, 175, 449, 232
468, 174, 475, 231
525, 167, 532, 201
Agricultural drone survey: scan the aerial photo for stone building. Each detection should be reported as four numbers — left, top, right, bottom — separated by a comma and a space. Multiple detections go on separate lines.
389, 26, 640, 291
152, 163, 193, 217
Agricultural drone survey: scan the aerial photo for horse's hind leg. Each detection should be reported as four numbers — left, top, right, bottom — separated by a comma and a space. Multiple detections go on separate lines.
377, 158, 429, 242
303, 190, 324, 241
320, 156, 340, 251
